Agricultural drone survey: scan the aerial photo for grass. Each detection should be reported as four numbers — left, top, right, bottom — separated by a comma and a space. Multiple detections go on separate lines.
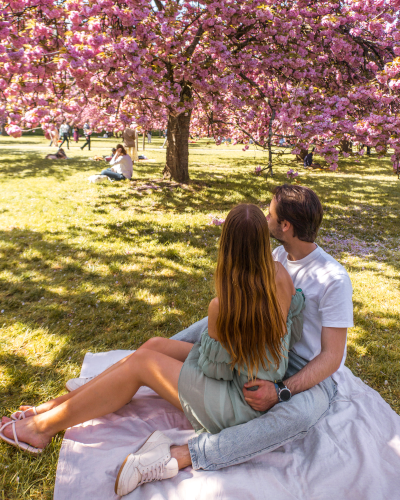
0, 134, 399, 498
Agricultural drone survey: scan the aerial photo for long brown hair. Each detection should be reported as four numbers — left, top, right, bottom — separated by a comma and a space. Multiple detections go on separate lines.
215, 204, 285, 376
116, 143, 127, 155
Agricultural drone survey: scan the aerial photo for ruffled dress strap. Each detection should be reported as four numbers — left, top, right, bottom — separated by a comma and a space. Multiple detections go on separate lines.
197, 329, 234, 381
287, 288, 306, 350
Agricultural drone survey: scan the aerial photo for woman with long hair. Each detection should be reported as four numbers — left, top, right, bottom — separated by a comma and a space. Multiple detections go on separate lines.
100, 143, 133, 181
0, 204, 304, 493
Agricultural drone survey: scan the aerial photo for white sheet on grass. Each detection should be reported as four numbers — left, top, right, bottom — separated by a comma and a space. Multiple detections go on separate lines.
54, 350, 400, 500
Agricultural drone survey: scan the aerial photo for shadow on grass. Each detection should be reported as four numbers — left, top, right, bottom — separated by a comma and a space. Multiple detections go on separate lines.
0, 150, 399, 403
0, 224, 218, 402
0, 150, 100, 180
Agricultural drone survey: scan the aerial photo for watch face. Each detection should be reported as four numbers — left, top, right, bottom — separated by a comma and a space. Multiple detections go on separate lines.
279, 388, 291, 402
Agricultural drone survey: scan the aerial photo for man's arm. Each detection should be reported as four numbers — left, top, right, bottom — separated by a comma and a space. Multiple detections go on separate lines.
170, 317, 208, 344
243, 327, 347, 411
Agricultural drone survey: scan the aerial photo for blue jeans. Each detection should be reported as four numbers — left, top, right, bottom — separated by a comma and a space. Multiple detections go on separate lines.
171, 318, 337, 470
100, 168, 126, 181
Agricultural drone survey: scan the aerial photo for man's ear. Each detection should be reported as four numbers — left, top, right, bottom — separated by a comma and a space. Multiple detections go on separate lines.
281, 220, 292, 234
281, 220, 293, 238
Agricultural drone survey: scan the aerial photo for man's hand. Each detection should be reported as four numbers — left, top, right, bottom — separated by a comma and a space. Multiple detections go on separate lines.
243, 379, 279, 412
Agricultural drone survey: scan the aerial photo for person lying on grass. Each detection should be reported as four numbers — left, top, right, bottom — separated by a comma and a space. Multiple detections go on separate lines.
45, 148, 68, 160
1, 203, 305, 496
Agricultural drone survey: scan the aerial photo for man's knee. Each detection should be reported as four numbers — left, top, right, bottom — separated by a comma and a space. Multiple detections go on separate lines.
290, 383, 331, 430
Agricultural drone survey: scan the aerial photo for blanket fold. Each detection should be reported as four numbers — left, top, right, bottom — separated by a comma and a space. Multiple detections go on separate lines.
54, 350, 400, 500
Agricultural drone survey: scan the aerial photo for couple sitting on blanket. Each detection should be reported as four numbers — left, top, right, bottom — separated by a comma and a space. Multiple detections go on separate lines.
0, 184, 353, 497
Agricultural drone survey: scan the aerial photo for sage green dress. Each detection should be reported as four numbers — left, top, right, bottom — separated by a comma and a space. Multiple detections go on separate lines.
178, 289, 305, 434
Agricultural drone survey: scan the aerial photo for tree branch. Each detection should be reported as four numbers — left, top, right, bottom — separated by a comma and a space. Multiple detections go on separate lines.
184, 26, 205, 60
154, 0, 164, 11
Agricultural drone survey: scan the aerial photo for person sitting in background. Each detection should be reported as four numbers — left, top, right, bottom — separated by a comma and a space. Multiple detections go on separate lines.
303, 148, 318, 168
104, 148, 116, 162
100, 144, 133, 181
45, 148, 68, 160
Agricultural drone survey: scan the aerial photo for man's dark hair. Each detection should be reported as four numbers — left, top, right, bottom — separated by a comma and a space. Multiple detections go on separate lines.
272, 184, 323, 242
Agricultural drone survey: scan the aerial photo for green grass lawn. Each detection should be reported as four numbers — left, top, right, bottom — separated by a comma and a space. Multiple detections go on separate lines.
1, 134, 400, 498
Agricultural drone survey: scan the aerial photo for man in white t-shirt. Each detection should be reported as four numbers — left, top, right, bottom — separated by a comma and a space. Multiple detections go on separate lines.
59, 119, 70, 150
112, 185, 354, 495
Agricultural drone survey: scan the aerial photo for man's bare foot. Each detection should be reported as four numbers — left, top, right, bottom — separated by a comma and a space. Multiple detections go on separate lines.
1, 416, 52, 450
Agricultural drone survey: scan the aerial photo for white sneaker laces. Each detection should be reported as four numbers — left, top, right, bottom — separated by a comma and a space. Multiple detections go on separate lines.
139, 461, 166, 485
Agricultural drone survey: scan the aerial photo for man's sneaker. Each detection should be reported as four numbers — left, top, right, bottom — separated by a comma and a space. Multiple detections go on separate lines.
65, 377, 93, 392
115, 431, 178, 496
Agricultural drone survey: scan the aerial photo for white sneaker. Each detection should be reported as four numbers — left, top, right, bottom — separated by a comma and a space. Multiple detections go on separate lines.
65, 377, 93, 392
115, 431, 178, 496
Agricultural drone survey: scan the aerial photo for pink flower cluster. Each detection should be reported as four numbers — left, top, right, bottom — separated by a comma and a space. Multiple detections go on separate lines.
0, 0, 399, 172
208, 215, 225, 226
5, 125, 22, 138
286, 169, 299, 179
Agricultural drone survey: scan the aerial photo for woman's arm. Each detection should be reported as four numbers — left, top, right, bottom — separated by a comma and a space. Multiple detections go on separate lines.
207, 297, 219, 341
109, 154, 116, 166
109, 153, 120, 168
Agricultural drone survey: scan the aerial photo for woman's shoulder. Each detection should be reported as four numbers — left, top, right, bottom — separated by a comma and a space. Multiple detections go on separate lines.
208, 296, 219, 311
208, 297, 219, 341
274, 262, 295, 295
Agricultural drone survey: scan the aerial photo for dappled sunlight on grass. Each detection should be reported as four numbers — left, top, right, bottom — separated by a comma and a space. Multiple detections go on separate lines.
0, 135, 399, 498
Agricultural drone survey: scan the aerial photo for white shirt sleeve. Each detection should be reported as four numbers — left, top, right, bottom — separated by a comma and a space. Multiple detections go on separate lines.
318, 273, 354, 328
109, 154, 118, 168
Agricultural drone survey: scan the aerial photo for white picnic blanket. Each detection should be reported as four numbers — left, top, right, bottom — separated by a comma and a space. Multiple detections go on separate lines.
54, 350, 400, 500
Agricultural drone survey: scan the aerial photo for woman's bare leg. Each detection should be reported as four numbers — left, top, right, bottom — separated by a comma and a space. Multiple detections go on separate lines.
2, 346, 186, 449
15, 338, 193, 417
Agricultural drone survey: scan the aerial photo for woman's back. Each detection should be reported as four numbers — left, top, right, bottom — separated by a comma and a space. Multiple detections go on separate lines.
179, 289, 305, 434
178, 203, 305, 434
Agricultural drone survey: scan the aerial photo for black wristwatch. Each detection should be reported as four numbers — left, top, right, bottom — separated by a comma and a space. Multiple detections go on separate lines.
274, 381, 291, 402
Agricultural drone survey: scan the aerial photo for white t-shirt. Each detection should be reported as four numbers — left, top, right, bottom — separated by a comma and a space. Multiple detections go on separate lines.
109, 153, 133, 179
273, 245, 353, 381
59, 123, 70, 135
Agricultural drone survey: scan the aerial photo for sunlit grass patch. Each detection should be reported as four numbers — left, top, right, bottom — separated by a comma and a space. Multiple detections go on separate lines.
0, 135, 399, 498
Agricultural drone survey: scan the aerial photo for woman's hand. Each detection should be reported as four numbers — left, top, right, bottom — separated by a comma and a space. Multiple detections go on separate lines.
243, 380, 279, 411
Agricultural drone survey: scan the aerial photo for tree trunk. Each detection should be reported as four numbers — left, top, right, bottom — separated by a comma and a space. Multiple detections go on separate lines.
267, 109, 276, 176
1, 122, 7, 136
340, 139, 352, 154
142, 132, 145, 151
296, 148, 308, 162
165, 111, 191, 183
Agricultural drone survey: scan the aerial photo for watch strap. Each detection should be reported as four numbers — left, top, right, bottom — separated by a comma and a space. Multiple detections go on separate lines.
274, 380, 291, 402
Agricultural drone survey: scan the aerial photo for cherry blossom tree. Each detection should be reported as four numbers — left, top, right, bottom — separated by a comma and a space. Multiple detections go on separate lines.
1, 0, 400, 181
